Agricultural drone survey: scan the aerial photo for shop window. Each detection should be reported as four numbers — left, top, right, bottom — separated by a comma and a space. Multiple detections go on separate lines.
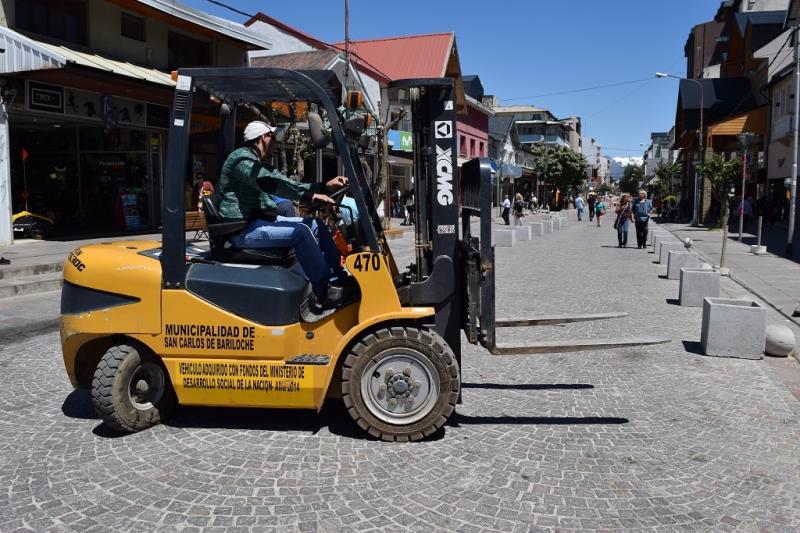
459, 135, 467, 157
121, 13, 145, 42
470, 138, 476, 158
168, 31, 211, 70
479, 142, 485, 157
15, 0, 87, 46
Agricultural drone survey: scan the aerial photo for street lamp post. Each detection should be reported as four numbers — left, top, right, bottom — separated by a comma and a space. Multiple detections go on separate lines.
656, 72, 703, 226
736, 132, 759, 242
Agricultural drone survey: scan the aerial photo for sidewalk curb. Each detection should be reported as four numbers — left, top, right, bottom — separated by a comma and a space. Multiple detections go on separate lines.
658, 223, 800, 327
0, 317, 60, 345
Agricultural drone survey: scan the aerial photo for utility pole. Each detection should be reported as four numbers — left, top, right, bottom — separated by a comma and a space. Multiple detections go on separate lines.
788, 22, 800, 257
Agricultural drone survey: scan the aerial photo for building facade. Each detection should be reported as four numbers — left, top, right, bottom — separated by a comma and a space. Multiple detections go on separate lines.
0, 0, 270, 244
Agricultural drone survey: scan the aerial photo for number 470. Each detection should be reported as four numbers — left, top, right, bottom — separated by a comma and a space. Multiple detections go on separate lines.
352, 253, 381, 272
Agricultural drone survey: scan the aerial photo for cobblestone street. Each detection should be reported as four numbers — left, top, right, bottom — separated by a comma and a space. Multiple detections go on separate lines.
2, 218, 799, 532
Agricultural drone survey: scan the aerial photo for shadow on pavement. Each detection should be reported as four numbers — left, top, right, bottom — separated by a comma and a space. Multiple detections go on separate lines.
164, 400, 373, 439
682, 340, 705, 356
449, 414, 628, 426
461, 383, 593, 391
665, 298, 680, 306
61, 389, 97, 419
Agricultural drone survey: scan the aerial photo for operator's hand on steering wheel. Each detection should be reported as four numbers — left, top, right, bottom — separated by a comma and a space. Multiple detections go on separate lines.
312, 193, 337, 206
325, 176, 349, 192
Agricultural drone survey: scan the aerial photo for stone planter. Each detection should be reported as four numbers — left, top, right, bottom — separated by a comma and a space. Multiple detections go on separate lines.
496, 229, 516, 247
701, 298, 766, 359
679, 268, 720, 307
515, 225, 531, 241
658, 240, 683, 264
667, 251, 698, 279
552, 218, 562, 230
529, 222, 544, 237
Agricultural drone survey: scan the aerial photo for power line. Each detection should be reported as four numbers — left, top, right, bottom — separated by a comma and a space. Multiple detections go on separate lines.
500, 76, 671, 102
205, 0, 254, 19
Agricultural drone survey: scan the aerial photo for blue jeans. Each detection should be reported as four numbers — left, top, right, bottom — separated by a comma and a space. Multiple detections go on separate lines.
617, 218, 630, 245
577, 207, 584, 221
232, 216, 343, 296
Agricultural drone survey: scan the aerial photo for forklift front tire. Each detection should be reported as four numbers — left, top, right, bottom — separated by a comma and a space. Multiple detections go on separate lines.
91, 344, 176, 433
342, 327, 460, 442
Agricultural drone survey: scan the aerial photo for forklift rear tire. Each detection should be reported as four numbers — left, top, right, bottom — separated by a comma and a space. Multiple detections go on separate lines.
91, 344, 176, 433
342, 327, 460, 442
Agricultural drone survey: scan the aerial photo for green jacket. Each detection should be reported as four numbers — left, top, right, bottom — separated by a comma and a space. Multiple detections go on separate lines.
217, 147, 319, 219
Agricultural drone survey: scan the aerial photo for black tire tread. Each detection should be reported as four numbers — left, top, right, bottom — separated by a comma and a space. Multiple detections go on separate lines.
90, 344, 175, 433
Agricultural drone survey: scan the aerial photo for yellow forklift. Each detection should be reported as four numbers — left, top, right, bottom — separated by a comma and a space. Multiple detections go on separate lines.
60, 69, 668, 441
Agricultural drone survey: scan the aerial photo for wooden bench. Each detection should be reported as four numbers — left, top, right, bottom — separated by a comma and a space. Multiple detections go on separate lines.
185, 209, 207, 241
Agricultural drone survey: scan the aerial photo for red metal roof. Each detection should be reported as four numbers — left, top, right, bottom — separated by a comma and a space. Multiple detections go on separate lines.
333, 33, 454, 81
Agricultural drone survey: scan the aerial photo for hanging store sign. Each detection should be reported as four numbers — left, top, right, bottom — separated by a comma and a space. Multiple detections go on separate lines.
388, 130, 413, 152
27, 82, 64, 113
24, 81, 167, 129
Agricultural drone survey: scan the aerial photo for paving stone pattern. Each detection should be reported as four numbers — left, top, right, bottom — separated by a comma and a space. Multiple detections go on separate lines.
1, 218, 799, 531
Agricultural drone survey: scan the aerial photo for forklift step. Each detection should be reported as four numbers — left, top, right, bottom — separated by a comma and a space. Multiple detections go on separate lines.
495, 312, 628, 327
490, 337, 671, 355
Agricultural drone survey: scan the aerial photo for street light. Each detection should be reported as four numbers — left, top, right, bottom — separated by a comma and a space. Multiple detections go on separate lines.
736, 132, 759, 242
656, 72, 704, 226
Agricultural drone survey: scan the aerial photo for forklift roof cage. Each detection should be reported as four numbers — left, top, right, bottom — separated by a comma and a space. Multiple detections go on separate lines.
161, 67, 381, 289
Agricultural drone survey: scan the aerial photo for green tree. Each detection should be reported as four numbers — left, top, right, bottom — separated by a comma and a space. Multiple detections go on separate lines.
598, 182, 612, 195
654, 161, 681, 196
529, 143, 588, 195
701, 153, 741, 228
619, 164, 643, 195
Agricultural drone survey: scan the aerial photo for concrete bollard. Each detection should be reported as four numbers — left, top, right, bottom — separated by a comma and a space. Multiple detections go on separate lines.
529, 222, 544, 237
496, 229, 516, 247
650, 231, 668, 246
652, 233, 674, 253
552, 217, 562, 230
515, 225, 531, 241
667, 251, 699, 279
701, 298, 766, 359
658, 240, 683, 264
543, 220, 554, 233
679, 268, 720, 307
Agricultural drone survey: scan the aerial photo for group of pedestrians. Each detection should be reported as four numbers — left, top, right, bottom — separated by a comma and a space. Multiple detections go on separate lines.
572, 190, 653, 249
611, 190, 652, 248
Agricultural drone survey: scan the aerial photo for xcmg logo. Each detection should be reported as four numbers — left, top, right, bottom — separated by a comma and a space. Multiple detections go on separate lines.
436, 144, 453, 206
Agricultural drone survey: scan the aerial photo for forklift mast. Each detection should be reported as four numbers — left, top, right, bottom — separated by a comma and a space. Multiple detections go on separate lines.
390, 79, 462, 363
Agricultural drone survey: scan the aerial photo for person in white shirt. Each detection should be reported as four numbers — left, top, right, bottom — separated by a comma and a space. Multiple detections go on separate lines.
501, 195, 511, 225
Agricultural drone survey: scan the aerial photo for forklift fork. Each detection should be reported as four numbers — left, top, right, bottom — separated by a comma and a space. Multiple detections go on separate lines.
459, 158, 670, 356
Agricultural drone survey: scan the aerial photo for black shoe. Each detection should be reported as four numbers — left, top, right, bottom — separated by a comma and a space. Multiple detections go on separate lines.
0, 257, 8, 265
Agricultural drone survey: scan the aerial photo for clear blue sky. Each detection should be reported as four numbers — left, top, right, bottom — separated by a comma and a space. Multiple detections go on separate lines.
183, 0, 717, 158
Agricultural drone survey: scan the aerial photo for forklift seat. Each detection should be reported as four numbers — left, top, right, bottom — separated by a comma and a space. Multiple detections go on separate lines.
201, 195, 295, 266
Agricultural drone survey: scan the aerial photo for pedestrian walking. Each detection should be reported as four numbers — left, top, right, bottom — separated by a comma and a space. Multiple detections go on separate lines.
501, 195, 511, 225
513, 192, 525, 226
575, 193, 585, 221
737, 196, 753, 233
614, 193, 634, 247
595, 197, 606, 227
587, 193, 596, 222
402, 190, 415, 225
632, 190, 652, 249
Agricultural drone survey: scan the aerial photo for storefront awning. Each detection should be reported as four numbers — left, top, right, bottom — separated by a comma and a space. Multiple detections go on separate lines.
707, 106, 767, 138
0, 26, 174, 87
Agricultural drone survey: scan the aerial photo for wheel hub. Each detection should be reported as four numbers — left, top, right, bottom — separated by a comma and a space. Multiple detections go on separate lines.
361, 350, 438, 425
127, 363, 165, 411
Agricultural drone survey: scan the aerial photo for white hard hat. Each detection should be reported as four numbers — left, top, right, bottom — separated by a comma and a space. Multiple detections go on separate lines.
243, 121, 277, 142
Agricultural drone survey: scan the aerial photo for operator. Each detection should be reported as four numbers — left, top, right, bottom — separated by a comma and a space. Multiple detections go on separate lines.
217, 121, 349, 309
